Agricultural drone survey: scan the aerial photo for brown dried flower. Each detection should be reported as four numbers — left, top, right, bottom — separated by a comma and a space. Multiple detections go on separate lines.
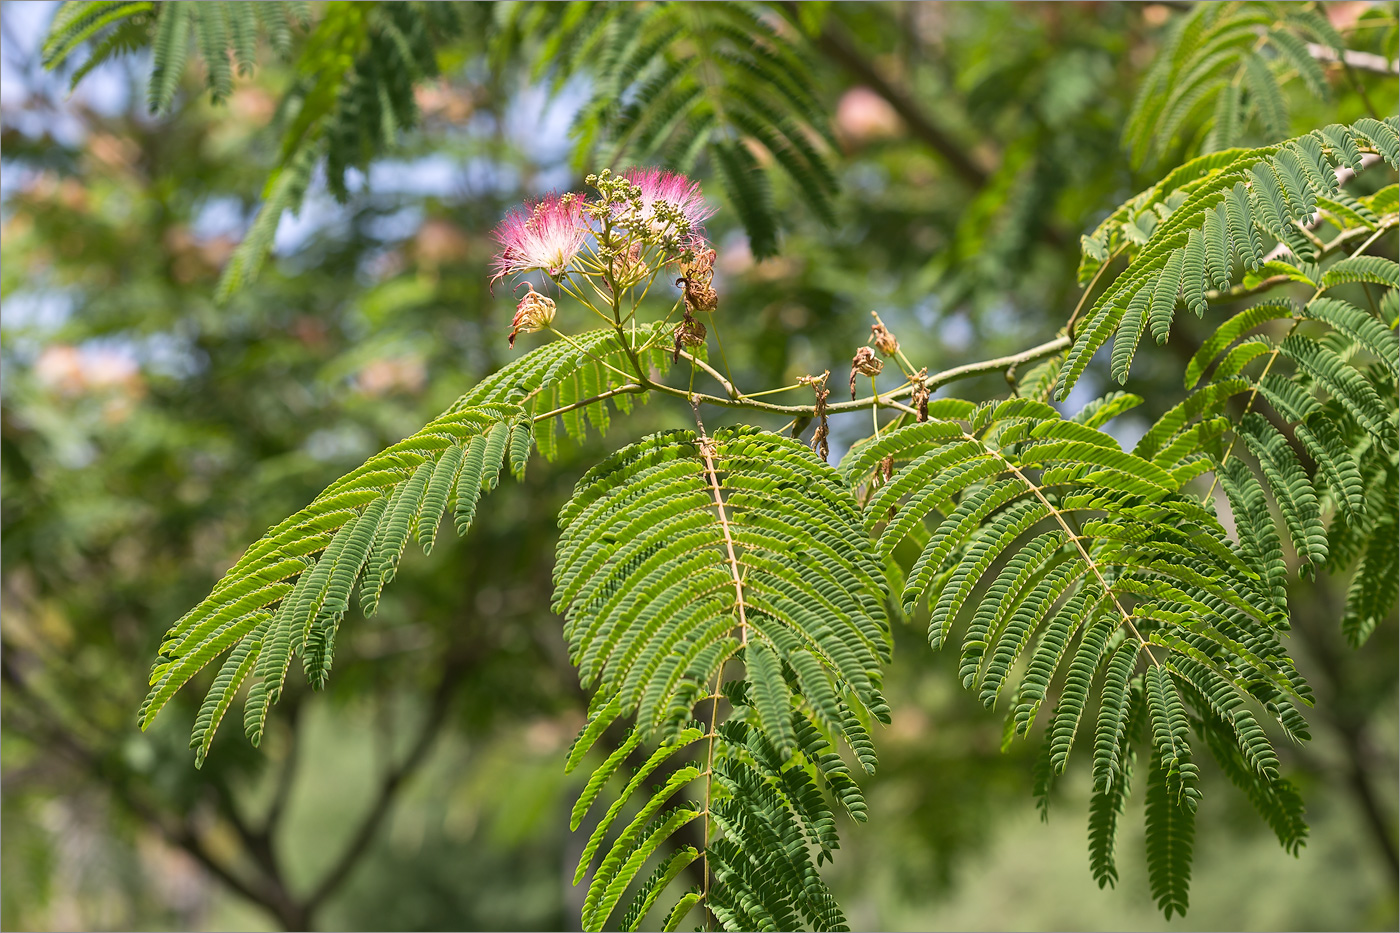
676, 246, 718, 313
799, 370, 832, 462
672, 313, 708, 361
870, 321, 900, 357
910, 367, 930, 423
849, 346, 883, 397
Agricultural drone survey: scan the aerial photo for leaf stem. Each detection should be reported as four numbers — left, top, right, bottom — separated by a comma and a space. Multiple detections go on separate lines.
653, 335, 1072, 418
1202, 221, 1394, 504
979, 437, 1159, 664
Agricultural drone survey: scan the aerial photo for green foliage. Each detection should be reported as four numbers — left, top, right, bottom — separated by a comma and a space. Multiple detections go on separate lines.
1144, 741, 1196, 919
1132, 187, 1398, 640
1069, 114, 1398, 654
1124, 1, 1349, 168
554, 426, 888, 930
151, 402, 523, 763
838, 391, 1311, 904
497, 1, 839, 258
44, 0, 469, 299
1073, 116, 1398, 397
43, 1, 311, 108
36, 1, 1395, 925
147, 321, 703, 767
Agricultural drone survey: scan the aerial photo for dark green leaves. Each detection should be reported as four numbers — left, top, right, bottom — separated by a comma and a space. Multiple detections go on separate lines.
142, 399, 528, 761
1067, 116, 1400, 397
1145, 743, 1196, 919
555, 425, 888, 931
843, 396, 1312, 919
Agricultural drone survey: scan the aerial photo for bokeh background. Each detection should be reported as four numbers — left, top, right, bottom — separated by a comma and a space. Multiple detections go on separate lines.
2, 1, 1396, 930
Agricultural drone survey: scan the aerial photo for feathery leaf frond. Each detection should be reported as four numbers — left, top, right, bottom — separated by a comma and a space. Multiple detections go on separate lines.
555, 425, 888, 930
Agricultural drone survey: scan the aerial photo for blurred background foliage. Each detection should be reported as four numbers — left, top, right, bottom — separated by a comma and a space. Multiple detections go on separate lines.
1, 1, 1396, 930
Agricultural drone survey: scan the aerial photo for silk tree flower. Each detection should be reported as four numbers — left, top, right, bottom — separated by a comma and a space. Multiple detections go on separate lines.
490, 193, 589, 285
620, 168, 716, 238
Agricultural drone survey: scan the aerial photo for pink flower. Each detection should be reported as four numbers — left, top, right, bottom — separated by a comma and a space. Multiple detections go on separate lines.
490, 194, 589, 285
620, 168, 716, 237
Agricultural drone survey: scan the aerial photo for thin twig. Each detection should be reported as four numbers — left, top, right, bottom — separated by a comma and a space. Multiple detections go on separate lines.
532, 384, 646, 422
676, 349, 739, 399
305, 657, 467, 911
796, 4, 989, 188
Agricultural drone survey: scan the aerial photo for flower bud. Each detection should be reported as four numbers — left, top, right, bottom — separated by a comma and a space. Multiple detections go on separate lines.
509, 283, 556, 348
610, 241, 650, 288
849, 346, 883, 397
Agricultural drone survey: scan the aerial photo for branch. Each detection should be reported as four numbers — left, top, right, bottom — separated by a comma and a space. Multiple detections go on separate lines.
792, 5, 988, 188
923, 334, 1072, 393
643, 335, 1071, 419
261, 697, 302, 837
679, 350, 739, 400
303, 654, 467, 911
1288, 604, 1400, 882
0, 651, 309, 929
532, 383, 645, 422
1208, 215, 1394, 302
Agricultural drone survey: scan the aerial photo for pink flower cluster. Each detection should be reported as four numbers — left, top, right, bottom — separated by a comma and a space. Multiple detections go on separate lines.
616, 167, 716, 238
490, 193, 588, 286
489, 169, 714, 287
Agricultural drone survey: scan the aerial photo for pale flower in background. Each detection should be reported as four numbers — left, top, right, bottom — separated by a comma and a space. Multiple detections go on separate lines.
356, 356, 427, 397
836, 87, 902, 146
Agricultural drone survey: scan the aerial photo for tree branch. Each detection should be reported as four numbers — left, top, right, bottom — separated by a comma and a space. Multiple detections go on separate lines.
532, 383, 645, 422
1288, 606, 1400, 883
1303, 41, 1399, 76
303, 655, 468, 912
791, 5, 988, 189
0, 651, 309, 929
261, 697, 302, 838
641, 335, 1071, 419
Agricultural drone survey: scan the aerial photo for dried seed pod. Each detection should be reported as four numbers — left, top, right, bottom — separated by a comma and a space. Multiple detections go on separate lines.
910, 367, 930, 422
683, 283, 718, 313
798, 370, 831, 462
672, 313, 708, 361
871, 321, 900, 356
676, 246, 718, 313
